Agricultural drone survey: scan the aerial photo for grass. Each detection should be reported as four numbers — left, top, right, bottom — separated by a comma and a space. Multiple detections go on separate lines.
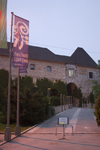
0, 123, 31, 132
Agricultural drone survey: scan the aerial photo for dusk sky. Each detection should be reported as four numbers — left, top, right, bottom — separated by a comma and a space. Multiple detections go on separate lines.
7, 0, 100, 64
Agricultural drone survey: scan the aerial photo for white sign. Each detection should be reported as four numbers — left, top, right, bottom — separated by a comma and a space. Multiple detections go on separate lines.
58, 117, 69, 125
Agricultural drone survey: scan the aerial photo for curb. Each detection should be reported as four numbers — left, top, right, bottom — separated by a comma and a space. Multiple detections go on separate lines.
0, 124, 38, 146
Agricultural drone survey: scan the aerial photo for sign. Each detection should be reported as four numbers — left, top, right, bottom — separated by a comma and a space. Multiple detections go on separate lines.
58, 117, 69, 125
13, 15, 29, 68
20, 67, 27, 73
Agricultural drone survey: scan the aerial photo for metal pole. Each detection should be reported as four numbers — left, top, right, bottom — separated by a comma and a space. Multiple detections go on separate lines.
17, 67, 20, 126
4, 12, 13, 142
15, 67, 21, 136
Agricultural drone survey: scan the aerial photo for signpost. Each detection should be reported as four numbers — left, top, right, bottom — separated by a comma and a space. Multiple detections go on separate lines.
4, 12, 13, 142
13, 15, 29, 136
56, 117, 73, 139
58, 117, 69, 125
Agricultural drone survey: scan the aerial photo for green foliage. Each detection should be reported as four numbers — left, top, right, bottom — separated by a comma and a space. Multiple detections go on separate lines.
10, 86, 17, 123
19, 88, 34, 126
73, 87, 83, 107
0, 69, 68, 126
50, 96, 60, 106
97, 60, 100, 76
19, 89, 49, 126
92, 80, 100, 100
0, 69, 8, 88
95, 95, 100, 126
89, 92, 95, 104
0, 69, 8, 121
14, 76, 35, 93
36, 78, 53, 96
53, 80, 67, 97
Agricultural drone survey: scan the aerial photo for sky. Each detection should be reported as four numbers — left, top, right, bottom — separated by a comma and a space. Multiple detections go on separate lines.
7, 0, 100, 64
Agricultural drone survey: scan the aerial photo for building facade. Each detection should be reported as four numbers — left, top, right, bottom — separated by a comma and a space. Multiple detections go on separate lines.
0, 43, 100, 101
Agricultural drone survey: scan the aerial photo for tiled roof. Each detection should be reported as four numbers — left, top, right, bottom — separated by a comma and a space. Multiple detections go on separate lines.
0, 42, 97, 68
71, 47, 97, 68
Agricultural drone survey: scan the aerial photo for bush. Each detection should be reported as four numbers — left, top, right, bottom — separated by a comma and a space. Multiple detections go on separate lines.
90, 92, 95, 104
0, 69, 8, 88
53, 80, 67, 97
19, 89, 49, 126
50, 96, 60, 106
95, 95, 100, 126
0, 86, 7, 124
36, 78, 53, 96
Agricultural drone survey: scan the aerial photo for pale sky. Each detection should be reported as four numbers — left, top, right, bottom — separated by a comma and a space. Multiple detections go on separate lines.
7, 0, 100, 64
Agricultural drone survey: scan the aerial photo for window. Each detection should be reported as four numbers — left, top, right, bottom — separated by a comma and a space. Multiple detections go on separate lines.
54, 80, 58, 83
47, 66, 51, 72
69, 70, 74, 77
30, 64, 35, 70
89, 72, 93, 79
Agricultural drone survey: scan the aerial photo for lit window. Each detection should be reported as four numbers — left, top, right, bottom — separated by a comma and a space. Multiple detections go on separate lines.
89, 72, 93, 79
69, 70, 74, 77
47, 66, 51, 72
30, 64, 35, 70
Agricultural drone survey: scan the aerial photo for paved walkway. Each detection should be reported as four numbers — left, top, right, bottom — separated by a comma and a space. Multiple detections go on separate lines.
0, 108, 100, 150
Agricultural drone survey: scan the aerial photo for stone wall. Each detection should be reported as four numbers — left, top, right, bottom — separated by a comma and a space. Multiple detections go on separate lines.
0, 56, 66, 84
65, 64, 100, 97
0, 55, 100, 98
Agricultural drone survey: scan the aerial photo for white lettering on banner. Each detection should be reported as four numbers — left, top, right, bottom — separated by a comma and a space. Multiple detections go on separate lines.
22, 58, 28, 63
14, 57, 22, 62
14, 52, 28, 59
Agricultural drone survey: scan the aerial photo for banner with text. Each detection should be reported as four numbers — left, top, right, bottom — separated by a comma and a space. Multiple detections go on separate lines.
13, 15, 29, 68
20, 67, 27, 73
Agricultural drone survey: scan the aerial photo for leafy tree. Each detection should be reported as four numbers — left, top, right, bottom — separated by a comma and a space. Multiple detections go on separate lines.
50, 96, 60, 106
0, 69, 9, 123
53, 80, 67, 97
19, 89, 49, 126
92, 80, 100, 100
98, 60, 100, 75
36, 78, 53, 96
89, 91, 95, 104
10, 86, 17, 124
14, 76, 35, 93
73, 87, 83, 107
95, 94, 100, 126
0, 69, 8, 88
19, 87, 34, 126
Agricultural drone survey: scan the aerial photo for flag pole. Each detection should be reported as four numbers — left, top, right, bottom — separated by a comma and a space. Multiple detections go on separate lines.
4, 12, 13, 142
15, 67, 21, 136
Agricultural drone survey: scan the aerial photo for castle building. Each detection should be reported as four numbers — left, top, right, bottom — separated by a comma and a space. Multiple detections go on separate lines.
0, 42, 100, 105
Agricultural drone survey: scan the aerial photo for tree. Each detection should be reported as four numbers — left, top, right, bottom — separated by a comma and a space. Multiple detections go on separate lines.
36, 78, 53, 96
89, 91, 95, 104
92, 60, 100, 100
0, 69, 8, 88
95, 94, 100, 126
53, 80, 67, 97
92, 80, 100, 100
73, 87, 83, 107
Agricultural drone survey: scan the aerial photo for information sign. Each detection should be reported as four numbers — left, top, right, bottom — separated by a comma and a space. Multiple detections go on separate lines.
58, 117, 69, 125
